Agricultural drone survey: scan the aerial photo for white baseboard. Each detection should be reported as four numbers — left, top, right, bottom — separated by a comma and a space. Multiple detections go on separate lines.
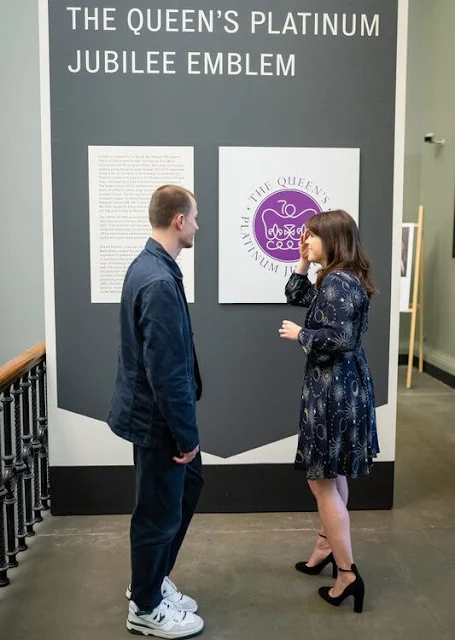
424, 346, 455, 377
399, 342, 455, 377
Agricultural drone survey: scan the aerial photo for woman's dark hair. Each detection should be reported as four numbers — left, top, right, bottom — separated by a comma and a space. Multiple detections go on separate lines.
306, 209, 377, 298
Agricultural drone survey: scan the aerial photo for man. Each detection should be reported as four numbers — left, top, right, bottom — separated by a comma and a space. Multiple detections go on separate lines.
108, 185, 204, 638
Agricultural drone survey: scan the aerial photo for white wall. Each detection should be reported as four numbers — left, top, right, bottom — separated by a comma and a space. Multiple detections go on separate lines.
3, 0, 454, 379
401, 0, 455, 376
0, 0, 44, 364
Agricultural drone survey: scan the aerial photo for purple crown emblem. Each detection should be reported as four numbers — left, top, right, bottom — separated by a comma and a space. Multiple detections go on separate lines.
253, 189, 322, 262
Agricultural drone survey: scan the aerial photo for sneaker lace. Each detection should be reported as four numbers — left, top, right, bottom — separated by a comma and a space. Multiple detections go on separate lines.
154, 600, 185, 624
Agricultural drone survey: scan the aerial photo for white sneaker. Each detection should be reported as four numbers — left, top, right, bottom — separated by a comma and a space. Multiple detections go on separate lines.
161, 577, 198, 613
127, 599, 204, 638
126, 576, 198, 613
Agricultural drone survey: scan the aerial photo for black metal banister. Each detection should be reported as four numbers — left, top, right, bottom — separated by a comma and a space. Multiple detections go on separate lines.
0, 342, 47, 588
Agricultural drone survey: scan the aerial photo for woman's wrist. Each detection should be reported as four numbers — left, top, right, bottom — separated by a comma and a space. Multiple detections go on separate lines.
295, 259, 310, 275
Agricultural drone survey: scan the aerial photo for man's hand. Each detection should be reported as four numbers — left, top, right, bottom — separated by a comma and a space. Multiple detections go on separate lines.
173, 445, 200, 464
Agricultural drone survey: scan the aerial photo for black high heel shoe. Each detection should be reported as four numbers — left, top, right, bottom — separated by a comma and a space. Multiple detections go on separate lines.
295, 534, 338, 578
318, 564, 365, 613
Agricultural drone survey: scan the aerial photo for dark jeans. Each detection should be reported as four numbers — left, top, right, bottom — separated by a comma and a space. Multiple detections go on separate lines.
130, 444, 204, 611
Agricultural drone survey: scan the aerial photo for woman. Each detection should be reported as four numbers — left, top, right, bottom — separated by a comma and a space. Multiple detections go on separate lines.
279, 209, 379, 614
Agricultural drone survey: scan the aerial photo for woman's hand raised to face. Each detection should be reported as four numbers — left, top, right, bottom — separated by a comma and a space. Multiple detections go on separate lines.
296, 229, 310, 274
299, 230, 310, 261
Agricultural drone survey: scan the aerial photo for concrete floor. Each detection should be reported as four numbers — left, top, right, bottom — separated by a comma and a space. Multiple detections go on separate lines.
1, 368, 455, 639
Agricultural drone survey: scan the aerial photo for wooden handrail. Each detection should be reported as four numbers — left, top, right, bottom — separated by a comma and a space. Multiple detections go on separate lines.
0, 341, 46, 392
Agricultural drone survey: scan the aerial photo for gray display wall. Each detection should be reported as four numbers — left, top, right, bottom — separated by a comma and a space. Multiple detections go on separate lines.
42, 0, 403, 514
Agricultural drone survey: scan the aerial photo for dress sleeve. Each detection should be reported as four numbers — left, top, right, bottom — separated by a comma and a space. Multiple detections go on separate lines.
285, 272, 317, 308
297, 273, 359, 357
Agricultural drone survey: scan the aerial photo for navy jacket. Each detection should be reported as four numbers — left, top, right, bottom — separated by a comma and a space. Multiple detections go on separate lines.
107, 238, 201, 452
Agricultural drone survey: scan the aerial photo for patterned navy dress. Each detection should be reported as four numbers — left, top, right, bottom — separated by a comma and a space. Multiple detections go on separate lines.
285, 270, 379, 480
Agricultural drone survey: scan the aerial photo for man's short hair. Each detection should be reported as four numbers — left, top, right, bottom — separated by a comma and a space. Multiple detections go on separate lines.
148, 185, 194, 229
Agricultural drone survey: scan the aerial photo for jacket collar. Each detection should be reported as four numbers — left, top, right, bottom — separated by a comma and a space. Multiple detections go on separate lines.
145, 237, 183, 280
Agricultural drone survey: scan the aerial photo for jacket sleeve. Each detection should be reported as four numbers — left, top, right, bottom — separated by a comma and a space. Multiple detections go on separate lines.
139, 280, 199, 453
285, 272, 317, 308
297, 273, 357, 357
